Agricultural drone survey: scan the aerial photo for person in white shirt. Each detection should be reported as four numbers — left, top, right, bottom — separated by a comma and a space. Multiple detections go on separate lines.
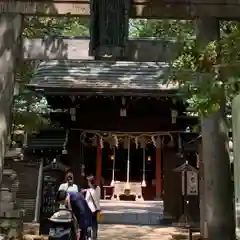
58, 171, 79, 208
85, 175, 101, 240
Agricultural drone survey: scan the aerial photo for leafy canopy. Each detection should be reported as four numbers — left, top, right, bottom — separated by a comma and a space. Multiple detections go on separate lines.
130, 19, 240, 116
13, 16, 89, 135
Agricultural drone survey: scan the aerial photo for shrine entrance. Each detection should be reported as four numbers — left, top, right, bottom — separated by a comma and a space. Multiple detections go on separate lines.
81, 132, 165, 201
99, 142, 157, 200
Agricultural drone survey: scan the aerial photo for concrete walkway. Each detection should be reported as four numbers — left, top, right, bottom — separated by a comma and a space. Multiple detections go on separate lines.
98, 224, 176, 240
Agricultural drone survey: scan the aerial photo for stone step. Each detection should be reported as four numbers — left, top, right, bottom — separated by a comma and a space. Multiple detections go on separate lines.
100, 200, 164, 225
171, 231, 201, 240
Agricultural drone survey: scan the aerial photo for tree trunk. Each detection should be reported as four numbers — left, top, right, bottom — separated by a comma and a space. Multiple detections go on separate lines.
232, 94, 240, 239
0, 14, 22, 187
202, 112, 235, 239
197, 17, 235, 239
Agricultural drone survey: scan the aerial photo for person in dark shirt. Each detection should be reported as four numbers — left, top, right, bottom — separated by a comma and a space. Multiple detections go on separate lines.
55, 190, 92, 240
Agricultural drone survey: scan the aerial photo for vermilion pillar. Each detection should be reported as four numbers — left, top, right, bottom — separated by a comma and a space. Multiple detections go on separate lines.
96, 139, 102, 186
155, 138, 162, 199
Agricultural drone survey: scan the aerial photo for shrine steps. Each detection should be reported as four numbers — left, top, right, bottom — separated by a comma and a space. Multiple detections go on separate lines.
100, 200, 164, 225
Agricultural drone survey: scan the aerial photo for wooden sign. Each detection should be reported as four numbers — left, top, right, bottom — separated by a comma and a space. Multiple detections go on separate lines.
186, 171, 198, 195
41, 174, 59, 217
40, 161, 66, 234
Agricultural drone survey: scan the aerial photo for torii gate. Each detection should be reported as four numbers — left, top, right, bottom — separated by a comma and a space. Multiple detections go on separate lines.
0, 0, 237, 238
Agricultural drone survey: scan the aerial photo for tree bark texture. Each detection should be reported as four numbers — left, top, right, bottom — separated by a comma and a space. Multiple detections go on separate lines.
197, 17, 235, 239
0, 14, 22, 187
232, 94, 240, 239
202, 112, 235, 239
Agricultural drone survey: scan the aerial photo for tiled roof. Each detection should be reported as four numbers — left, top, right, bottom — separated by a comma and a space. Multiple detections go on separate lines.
28, 60, 178, 92
26, 129, 67, 150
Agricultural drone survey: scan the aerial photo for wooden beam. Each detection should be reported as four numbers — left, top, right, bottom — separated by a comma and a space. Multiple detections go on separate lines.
155, 142, 162, 200
23, 38, 179, 61
1, 0, 240, 19
96, 138, 102, 186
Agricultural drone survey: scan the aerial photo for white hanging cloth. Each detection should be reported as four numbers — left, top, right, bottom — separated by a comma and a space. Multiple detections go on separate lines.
110, 147, 116, 186
125, 136, 131, 190
141, 147, 146, 187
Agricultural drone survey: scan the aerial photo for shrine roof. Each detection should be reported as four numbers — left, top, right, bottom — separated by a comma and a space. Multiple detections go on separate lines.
28, 60, 178, 95
25, 129, 67, 151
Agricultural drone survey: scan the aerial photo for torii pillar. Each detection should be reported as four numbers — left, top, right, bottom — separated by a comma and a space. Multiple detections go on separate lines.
232, 94, 240, 239
0, 14, 22, 187
197, 18, 235, 239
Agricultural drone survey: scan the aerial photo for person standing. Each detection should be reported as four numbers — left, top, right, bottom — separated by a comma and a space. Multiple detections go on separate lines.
59, 171, 79, 192
85, 176, 101, 240
58, 171, 79, 208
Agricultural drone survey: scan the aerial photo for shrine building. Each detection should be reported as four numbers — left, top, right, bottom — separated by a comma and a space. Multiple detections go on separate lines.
25, 60, 200, 222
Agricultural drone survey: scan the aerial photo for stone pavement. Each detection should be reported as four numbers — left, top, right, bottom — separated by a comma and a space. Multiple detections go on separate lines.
100, 200, 164, 225
98, 224, 176, 240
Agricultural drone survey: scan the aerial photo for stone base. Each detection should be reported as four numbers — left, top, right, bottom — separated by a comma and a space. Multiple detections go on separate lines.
23, 222, 40, 235
0, 212, 23, 239
23, 234, 48, 240
171, 231, 201, 240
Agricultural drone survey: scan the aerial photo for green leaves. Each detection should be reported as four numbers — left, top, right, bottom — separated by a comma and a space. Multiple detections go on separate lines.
13, 16, 89, 135
130, 19, 240, 116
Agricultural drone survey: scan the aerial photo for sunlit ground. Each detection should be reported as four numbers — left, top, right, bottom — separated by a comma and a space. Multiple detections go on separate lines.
98, 224, 175, 240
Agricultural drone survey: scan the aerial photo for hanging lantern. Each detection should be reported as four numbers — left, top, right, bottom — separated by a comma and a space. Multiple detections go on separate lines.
70, 108, 76, 121
171, 109, 178, 124
147, 156, 151, 161
110, 154, 114, 161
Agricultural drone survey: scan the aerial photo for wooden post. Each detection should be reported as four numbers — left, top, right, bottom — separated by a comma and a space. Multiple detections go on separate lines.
96, 138, 102, 186
155, 138, 162, 199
